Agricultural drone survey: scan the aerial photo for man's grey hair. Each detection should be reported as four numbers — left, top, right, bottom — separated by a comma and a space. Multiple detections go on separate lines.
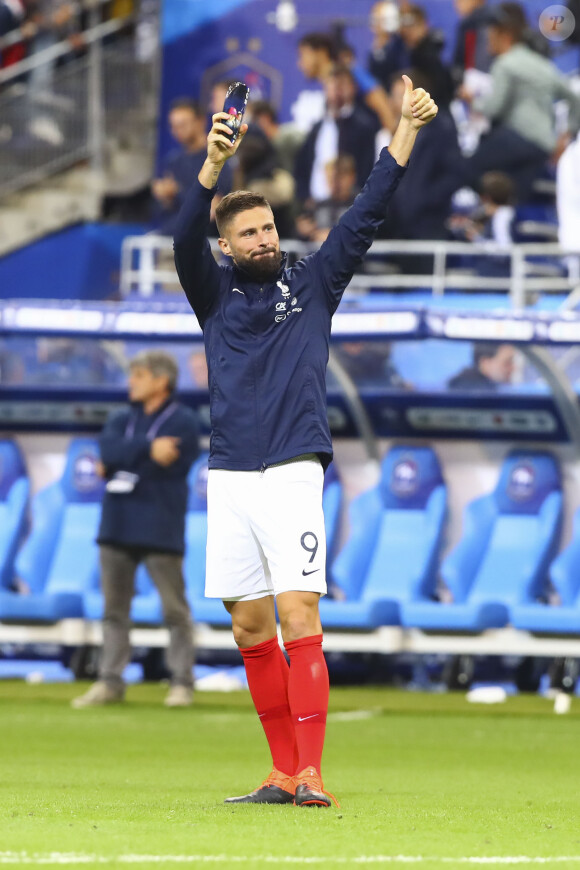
129, 350, 179, 393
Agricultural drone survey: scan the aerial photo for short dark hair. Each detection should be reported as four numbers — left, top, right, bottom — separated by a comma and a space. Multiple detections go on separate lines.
488, 2, 527, 41
479, 171, 516, 206
401, 4, 427, 24
215, 190, 273, 237
168, 97, 202, 117
328, 62, 356, 85
473, 342, 504, 367
298, 32, 338, 60
251, 100, 279, 124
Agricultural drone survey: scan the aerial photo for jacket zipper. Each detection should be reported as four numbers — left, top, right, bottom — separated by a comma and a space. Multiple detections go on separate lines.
254, 285, 266, 472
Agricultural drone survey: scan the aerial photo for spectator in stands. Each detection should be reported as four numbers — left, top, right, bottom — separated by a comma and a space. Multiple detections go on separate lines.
72, 350, 200, 709
449, 171, 516, 244
333, 341, 408, 389
0, 0, 27, 69
459, 2, 580, 201
448, 342, 515, 390
152, 98, 232, 236
449, 171, 516, 277
337, 41, 398, 133
188, 345, 208, 389
367, 1, 410, 92
296, 154, 358, 243
399, 4, 455, 107
292, 32, 337, 132
379, 69, 461, 248
235, 130, 295, 238
294, 31, 395, 136
294, 64, 377, 207
250, 100, 305, 175
452, 0, 493, 77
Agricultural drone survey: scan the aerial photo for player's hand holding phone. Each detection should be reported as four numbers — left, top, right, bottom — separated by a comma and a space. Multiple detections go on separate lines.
207, 81, 250, 166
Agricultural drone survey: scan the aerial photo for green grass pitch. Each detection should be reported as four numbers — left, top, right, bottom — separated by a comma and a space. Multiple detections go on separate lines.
1, 681, 580, 868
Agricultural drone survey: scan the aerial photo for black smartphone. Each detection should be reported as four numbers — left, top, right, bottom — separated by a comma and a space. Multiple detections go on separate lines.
222, 81, 250, 143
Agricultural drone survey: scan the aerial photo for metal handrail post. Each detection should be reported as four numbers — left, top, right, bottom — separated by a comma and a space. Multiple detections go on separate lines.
511, 246, 526, 309
87, 1, 105, 173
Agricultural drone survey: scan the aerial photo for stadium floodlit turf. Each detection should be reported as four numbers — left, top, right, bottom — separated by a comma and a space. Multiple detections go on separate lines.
1, 682, 579, 868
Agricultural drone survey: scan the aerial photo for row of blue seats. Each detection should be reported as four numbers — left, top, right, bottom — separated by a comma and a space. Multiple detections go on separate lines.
0, 439, 341, 628
0, 438, 578, 635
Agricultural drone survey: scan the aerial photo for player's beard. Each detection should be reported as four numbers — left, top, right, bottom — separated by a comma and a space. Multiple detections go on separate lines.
235, 247, 282, 283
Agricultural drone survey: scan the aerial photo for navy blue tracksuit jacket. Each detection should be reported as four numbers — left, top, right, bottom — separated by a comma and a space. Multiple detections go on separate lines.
98, 400, 200, 554
174, 148, 406, 472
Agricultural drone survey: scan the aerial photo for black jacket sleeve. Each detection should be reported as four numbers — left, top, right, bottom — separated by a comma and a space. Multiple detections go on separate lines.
173, 180, 222, 327
99, 410, 150, 472
156, 408, 200, 478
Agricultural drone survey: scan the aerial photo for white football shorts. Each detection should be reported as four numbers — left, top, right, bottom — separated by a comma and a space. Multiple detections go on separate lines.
205, 456, 327, 601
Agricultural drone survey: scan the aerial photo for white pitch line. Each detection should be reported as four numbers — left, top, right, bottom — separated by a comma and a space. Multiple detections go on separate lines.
2, 855, 580, 866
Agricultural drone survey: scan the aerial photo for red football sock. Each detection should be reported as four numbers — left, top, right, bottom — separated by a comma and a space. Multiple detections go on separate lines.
239, 636, 298, 777
284, 634, 329, 775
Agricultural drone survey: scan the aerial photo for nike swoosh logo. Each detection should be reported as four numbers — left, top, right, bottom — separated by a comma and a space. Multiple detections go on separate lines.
232, 288, 244, 295
298, 714, 319, 722
302, 568, 320, 576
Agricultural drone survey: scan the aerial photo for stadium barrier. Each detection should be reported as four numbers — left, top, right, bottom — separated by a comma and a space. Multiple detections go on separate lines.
119, 235, 580, 308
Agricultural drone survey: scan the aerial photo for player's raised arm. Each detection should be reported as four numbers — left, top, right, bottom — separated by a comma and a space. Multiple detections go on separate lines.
313, 75, 438, 311
173, 114, 248, 326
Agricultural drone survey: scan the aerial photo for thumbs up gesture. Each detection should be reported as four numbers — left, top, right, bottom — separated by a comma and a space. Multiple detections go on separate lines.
401, 74, 438, 129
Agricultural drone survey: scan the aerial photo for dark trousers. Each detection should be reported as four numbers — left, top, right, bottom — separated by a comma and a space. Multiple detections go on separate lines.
463, 125, 549, 202
98, 544, 194, 691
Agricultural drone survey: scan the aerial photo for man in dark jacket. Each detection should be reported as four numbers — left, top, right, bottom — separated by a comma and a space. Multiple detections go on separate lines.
294, 65, 378, 206
72, 350, 200, 709
173, 75, 437, 807
448, 342, 515, 390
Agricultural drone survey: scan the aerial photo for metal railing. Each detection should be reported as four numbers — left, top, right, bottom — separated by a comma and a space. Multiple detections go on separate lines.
0, 0, 160, 197
119, 235, 580, 307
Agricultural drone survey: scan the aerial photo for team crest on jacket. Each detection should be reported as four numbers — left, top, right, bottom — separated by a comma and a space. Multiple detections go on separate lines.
274, 280, 301, 324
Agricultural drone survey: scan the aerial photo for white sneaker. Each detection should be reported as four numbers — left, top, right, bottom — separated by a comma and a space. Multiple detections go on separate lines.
71, 681, 124, 709
164, 685, 193, 707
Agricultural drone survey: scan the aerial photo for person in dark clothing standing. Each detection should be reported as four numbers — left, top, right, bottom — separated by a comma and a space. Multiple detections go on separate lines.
173, 74, 437, 807
72, 351, 200, 709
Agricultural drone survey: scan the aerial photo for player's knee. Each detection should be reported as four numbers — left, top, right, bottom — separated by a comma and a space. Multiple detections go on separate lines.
231, 622, 269, 648
280, 609, 318, 642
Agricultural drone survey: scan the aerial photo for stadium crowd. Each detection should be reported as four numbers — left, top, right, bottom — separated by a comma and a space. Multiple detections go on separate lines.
150, 0, 580, 260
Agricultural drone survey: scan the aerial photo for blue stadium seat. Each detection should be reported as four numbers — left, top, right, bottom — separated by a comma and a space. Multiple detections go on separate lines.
323, 461, 342, 566
0, 440, 29, 591
511, 506, 580, 633
183, 452, 229, 624
401, 451, 563, 632
0, 439, 104, 622
320, 446, 447, 629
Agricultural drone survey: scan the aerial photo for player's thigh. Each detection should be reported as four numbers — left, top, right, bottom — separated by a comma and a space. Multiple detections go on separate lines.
256, 461, 327, 596
206, 469, 270, 599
